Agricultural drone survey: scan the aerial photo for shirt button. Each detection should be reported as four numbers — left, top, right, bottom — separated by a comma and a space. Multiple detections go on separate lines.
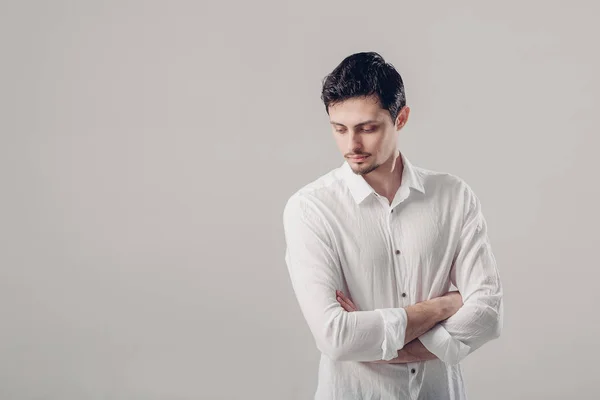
395, 250, 401, 255
391, 209, 394, 213
411, 368, 416, 374
402, 293, 406, 297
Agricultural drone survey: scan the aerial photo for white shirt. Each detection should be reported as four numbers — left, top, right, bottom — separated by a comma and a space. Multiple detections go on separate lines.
282, 150, 503, 400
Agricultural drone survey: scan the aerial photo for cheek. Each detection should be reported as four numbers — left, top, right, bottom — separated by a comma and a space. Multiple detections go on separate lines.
380, 133, 396, 150
366, 134, 386, 151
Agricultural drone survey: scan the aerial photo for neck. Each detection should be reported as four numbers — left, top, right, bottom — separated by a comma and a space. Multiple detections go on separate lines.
363, 149, 404, 200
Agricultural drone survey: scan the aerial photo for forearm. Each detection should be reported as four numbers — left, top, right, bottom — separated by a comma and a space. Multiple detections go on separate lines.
402, 296, 454, 345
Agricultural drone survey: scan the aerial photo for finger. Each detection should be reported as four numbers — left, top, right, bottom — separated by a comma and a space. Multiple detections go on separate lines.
336, 290, 350, 305
337, 290, 351, 302
337, 295, 353, 312
338, 296, 357, 312
338, 290, 358, 311
345, 296, 357, 310
337, 297, 350, 311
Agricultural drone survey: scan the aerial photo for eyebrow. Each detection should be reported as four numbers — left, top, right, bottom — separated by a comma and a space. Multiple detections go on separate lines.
330, 119, 379, 128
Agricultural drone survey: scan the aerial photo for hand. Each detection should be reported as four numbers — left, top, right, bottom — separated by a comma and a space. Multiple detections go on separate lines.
336, 290, 358, 312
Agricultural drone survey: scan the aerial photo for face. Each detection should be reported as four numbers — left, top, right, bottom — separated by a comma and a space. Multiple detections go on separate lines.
328, 95, 409, 176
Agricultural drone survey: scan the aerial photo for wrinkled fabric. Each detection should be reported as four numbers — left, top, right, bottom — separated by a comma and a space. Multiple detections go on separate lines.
282, 151, 503, 400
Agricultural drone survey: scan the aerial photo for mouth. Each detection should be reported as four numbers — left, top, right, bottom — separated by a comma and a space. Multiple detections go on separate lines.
349, 155, 369, 162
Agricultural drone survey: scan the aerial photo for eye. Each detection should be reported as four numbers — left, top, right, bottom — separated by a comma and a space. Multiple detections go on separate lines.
362, 127, 376, 133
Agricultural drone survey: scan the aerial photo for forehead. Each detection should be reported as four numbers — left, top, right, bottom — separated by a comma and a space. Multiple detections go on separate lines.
328, 96, 386, 125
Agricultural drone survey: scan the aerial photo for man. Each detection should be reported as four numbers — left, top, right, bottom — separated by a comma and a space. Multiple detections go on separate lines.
282, 51, 503, 400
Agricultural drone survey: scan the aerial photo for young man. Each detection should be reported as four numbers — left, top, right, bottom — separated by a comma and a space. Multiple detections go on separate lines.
282, 52, 503, 399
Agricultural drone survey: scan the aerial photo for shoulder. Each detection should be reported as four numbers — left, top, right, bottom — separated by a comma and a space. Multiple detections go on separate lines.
415, 164, 476, 201
282, 164, 345, 223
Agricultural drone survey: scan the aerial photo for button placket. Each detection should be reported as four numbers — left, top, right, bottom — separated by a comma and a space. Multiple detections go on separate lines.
387, 211, 401, 257
390, 205, 400, 256
387, 203, 406, 307
389, 202, 408, 305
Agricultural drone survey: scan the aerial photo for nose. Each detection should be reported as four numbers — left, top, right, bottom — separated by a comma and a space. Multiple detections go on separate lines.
347, 131, 363, 154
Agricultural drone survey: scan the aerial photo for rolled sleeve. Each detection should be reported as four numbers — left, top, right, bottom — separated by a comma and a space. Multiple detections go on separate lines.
375, 308, 408, 361
418, 324, 471, 365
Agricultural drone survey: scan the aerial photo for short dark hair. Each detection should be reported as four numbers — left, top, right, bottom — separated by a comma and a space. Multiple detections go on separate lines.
320, 51, 406, 122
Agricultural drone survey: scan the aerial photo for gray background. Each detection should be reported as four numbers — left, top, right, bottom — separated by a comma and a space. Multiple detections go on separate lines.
1, 1, 599, 399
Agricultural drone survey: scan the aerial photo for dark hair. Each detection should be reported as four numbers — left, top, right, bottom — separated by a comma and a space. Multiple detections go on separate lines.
320, 51, 406, 122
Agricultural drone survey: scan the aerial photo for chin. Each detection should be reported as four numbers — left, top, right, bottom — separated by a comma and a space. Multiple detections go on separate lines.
353, 162, 377, 175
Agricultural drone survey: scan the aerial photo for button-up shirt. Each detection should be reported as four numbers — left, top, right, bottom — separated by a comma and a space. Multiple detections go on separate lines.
282, 151, 503, 400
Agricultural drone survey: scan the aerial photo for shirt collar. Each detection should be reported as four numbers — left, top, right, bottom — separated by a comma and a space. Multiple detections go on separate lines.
341, 151, 425, 205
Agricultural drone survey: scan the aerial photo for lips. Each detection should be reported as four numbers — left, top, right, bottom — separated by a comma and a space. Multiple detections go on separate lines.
350, 155, 368, 161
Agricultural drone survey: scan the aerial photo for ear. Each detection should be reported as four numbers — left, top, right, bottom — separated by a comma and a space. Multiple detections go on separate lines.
395, 106, 410, 130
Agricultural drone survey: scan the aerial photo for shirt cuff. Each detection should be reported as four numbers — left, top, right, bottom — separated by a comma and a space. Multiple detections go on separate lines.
418, 324, 471, 365
374, 308, 408, 361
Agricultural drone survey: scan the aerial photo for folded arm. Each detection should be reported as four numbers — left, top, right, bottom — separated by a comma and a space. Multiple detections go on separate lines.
336, 290, 441, 364
283, 194, 452, 362
418, 184, 504, 365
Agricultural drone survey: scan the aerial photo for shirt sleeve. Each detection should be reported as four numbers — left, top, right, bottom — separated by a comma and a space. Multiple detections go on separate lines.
419, 183, 504, 365
283, 194, 408, 361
